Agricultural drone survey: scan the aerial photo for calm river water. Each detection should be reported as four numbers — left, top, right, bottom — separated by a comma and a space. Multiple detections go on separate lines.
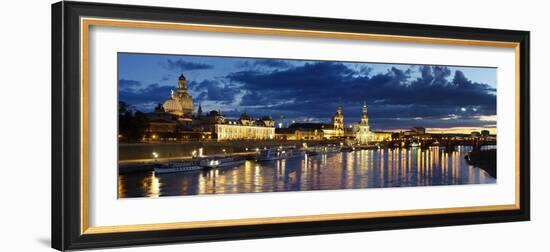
118, 146, 496, 198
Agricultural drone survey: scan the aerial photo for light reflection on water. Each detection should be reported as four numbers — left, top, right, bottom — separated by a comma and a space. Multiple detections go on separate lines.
118, 146, 496, 198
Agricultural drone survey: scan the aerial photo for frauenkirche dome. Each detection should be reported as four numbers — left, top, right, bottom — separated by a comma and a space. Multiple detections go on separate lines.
162, 73, 194, 116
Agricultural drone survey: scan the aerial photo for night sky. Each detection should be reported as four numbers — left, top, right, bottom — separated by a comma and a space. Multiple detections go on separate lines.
118, 53, 497, 134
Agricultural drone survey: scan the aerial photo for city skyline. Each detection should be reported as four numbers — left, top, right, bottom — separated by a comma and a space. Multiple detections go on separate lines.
118, 53, 497, 134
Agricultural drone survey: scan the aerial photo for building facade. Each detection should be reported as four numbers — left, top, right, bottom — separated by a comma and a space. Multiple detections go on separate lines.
286, 123, 330, 140
162, 74, 194, 116
141, 73, 275, 142
274, 103, 386, 143
373, 131, 392, 142
138, 74, 392, 144
279, 104, 349, 141
353, 101, 376, 144
215, 124, 275, 140
330, 104, 345, 138
211, 113, 275, 140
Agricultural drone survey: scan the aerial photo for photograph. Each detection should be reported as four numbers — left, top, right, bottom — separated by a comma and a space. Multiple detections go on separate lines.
46, 1, 534, 250
117, 53, 498, 198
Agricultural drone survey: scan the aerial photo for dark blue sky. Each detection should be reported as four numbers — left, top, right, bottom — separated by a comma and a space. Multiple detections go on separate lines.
118, 53, 497, 133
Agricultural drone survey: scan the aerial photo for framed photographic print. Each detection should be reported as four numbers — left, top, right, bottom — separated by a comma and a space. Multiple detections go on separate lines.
52, 1, 530, 250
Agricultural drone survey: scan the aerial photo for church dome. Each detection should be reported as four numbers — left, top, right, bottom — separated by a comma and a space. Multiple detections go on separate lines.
163, 98, 183, 115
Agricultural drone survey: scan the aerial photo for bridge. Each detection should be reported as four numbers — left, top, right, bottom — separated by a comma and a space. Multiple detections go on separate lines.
384, 138, 496, 152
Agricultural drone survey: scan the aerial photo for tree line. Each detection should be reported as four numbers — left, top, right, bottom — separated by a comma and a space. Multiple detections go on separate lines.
118, 101, 148, 142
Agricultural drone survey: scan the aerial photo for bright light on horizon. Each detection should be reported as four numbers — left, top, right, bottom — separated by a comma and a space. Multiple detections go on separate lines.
425, 127, 496, 134
374, 127, 497, 135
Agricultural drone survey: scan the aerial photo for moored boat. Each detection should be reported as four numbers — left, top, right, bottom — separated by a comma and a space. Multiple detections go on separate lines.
409, 142, 420, 148
200, 157, 245, 169
340, 146, 355, 152
257, 148, 305, 161
154, 161, 203, 174
354, 145, 378, 150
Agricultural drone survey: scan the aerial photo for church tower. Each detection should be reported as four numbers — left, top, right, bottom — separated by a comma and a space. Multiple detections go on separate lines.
360, 100, 369, 125
162, 73, 194, 116
331, 102, 344, 131
353, 99, 374, 144
177, 73, 188, 94
197, 103, 203, 118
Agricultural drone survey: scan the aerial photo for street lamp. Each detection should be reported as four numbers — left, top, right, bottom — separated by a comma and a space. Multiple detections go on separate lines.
152, 152, 159, 161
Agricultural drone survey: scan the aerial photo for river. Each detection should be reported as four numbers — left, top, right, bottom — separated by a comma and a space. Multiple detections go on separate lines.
118, 145, 496, 198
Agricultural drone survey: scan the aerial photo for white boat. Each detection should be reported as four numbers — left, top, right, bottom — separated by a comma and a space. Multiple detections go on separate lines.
200, 157, 245, 169
154, 162, 203, 174
325, 146, 341, 153
257, 148, 305, 161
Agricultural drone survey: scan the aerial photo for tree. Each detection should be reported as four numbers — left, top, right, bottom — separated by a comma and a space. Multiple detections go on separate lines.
118, 101, 148, 142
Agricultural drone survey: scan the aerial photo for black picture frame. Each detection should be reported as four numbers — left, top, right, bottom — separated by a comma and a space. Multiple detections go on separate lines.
52, 1, 530, 250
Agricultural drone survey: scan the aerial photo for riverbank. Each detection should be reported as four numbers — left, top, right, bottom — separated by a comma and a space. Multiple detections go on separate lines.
119, 163, 157, 174
118, 151, 258, 174
465, 149, 497, 178
119, 140, 342, 161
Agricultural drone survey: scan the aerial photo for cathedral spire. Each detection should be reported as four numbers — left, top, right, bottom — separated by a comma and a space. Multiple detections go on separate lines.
332, 99, 344, 131
354, 99, 373, 144
177, 73, 188, 93
197, 103, 203, 118
360, 99, 369, 125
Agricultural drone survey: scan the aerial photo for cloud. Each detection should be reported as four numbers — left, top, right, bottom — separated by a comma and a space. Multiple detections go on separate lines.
236, 59, 293, 69
228, 62, 356, 104
119, 59, 496, 130
119, 82, 172, 111
226, 62, 496, 129
118, 78, 241, 111
164, 59, 213, 71
118, 78, 141, 91
189, 79, 240, 104
160, 74, 172, 81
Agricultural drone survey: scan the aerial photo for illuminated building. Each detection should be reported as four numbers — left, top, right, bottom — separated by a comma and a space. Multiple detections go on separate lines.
285, 123, 329, 140
214, 124, 275, 140
205, 113, 275, 141
399, 126, 430, 140
162, 73, 194, 116
353, 100, 375, 144
275, 104, 383, 142
330, 103, 345, 138
274, 128, 299, 140
145, 118, 176, 136
142, 73, 275, 142
273, 105, 347, 140
373, 131, 392, 142
138, 75, 396, 143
